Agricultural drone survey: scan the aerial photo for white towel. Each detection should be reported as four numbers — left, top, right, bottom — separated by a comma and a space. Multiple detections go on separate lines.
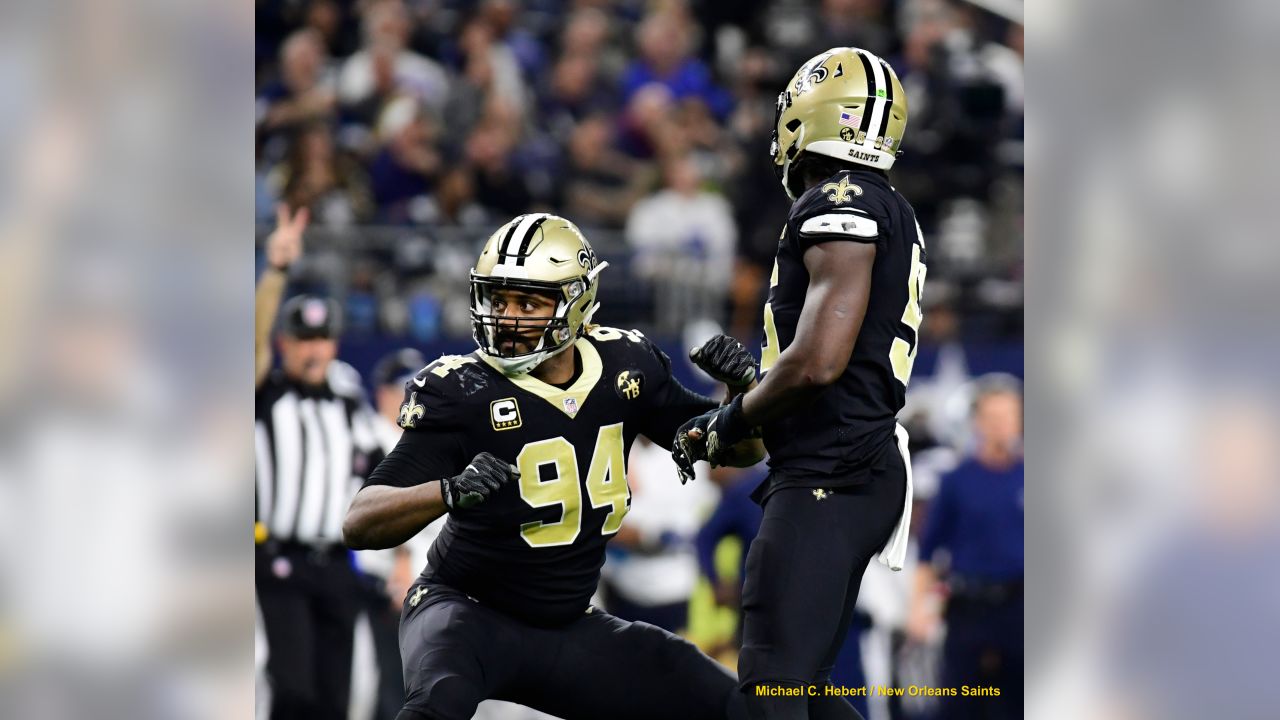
876, 423, 914, 571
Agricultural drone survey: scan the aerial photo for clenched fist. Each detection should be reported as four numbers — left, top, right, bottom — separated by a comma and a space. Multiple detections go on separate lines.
690, 334, 758, 387
442, 452, 520, 510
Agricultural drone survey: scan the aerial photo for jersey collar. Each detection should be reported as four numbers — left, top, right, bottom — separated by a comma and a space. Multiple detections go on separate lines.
478, 337, 603, 418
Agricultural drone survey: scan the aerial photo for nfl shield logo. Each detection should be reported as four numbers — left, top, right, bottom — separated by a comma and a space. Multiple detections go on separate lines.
562, 397, 579, 417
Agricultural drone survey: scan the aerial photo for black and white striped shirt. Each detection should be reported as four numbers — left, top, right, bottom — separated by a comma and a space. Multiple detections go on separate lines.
255, 366, 383, 545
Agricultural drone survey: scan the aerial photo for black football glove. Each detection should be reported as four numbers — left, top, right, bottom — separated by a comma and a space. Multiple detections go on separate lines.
441, 452, 519, 510
690, 334, 758, 388
672, 394, 752, 484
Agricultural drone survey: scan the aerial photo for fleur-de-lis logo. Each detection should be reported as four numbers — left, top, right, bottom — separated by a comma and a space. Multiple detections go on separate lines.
409, 586, 429, 607
398, 391, 425, 429
576, 242, 598, 270
821, 177, 863, 204
793, 51, 834, 94
812, 488, 830, 501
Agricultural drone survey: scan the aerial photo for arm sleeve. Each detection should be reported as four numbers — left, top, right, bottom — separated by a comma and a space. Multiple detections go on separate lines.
635, 339, 718, 451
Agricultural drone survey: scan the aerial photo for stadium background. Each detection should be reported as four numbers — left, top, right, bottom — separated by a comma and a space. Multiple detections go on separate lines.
255, 0, 1022, 717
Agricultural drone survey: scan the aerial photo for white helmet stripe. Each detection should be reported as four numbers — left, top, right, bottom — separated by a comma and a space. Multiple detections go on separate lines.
854, 49, 878, 138
501, 213, 551, 265
514, 214, 552, 266
874, 58, 895, 146
859, 49, 888, 148
497, 215, 525, 262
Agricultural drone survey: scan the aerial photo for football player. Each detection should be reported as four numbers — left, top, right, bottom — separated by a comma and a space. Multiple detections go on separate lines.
673, 48, 925, 720
343, 213, 762, 720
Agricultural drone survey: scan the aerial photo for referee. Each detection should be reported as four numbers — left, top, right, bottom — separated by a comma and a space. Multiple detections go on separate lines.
255, 206, 385, 719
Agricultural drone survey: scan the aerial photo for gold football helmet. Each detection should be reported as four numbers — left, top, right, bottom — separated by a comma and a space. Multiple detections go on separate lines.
770, 47, 909, 200
470, 213, 609, 375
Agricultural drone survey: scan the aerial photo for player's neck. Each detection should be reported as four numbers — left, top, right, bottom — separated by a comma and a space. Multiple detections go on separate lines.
800, 165, 886, 193
530, 346, 578, 386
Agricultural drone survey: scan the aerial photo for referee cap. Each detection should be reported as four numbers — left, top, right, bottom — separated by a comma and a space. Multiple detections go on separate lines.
280, 295, 342, 339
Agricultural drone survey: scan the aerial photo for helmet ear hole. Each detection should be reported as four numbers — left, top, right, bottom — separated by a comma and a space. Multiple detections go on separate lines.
785, 119, 802, 132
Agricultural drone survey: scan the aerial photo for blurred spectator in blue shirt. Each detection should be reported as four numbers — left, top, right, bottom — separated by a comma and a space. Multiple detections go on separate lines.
556, 115, 654, 229
696, 465, 765, 617
915, 378, 1024, 583
478, 0, 546, 81
909, 374, 1024, 720
619, 12, 732, 122
441, 14, 529, 135
414, 165, 491, 231
257, 29, 337, 158
539, 52, 616, 144
367, 97, 441, 224
338, 0, 450, 119
463, 106, 533, 218
616, 83, 681, 160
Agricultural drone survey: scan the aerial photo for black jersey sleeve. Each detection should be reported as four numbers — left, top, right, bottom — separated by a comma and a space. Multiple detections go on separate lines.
363, 429, 466, 489
362, 363, 469, 489
791, 172, 886, 252
635, 338, 717, 451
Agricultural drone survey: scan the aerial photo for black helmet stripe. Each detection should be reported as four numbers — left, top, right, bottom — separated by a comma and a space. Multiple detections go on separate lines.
875, 58, 894, 147
498, 215, 525, 262
499, 213, 549, 265
856, 50, 877, 138
515, 215, 551, 266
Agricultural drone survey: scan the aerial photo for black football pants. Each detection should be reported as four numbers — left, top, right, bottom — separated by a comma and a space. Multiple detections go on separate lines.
256, 544, 362, 720
738, 449, 908, 720
395, 579, 747, 720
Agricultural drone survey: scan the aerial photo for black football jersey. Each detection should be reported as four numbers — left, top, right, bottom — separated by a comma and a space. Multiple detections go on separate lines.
366, 327, 715, 627
758, 168, 926, 491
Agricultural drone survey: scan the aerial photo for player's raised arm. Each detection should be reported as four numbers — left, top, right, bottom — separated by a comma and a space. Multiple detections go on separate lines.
254, 204, 307, 388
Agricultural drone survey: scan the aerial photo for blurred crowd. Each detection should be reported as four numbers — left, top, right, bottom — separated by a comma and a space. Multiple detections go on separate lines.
255, 3, 1024, 718
256, 0, 1023, 343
